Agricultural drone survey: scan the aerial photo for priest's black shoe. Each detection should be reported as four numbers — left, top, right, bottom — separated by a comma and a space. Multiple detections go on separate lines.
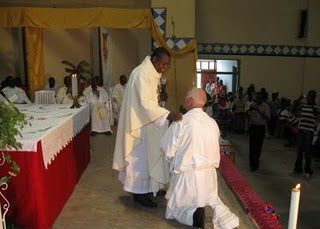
156, 189, 166, 198
91, 131, 98, 136
133, 194, 157, 208
193, 206, 213, 229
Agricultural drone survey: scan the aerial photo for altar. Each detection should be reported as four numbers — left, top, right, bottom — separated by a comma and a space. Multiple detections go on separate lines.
1, 104, 91, 229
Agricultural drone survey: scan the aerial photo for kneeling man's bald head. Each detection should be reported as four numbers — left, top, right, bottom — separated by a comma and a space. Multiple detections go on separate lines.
184, 88, 207, 110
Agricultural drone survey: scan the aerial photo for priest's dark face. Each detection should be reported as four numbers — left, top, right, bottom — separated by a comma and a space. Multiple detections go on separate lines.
49, 77, 56, 88
120, 75, 127, 85
7, 76, 15, 88
152, 54, 171, 74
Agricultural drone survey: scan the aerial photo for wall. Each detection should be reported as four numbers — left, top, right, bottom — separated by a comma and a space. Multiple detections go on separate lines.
107, 29, 150, 87
196, 0, 320, 100
152, 0, 196, 111
43, 28, 91, 88
0, 28, 15, 82
152, 0, 195, 38
43, 27, 149, 91
0, 28, 23, 83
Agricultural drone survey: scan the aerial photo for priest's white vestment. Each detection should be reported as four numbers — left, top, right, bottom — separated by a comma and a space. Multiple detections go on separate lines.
56, 86, 68, 104
83, 86, 112, 133
2, 86, 31, 104
113, 56, 170, 194
161, 108, 239, 229
56, 86, 85, 105
111, 83, 126, 121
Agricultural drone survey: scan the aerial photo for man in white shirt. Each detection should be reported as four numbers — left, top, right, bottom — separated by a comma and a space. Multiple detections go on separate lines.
56, 76, 85, 104
2, 76, 31, 104
161, 88, 239, 229
113, 47, 182, 208
112, 74, 127, 123
56, 76, 71, 104
0, 92, 8, 103
83, 76, 112, 136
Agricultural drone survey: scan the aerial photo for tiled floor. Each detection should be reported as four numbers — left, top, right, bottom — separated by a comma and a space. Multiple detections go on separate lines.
53, 129, 255, 228
228, 132, 320, 229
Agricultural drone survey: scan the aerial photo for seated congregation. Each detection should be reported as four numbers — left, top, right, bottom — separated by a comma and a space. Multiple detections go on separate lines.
0, 74, 128, 137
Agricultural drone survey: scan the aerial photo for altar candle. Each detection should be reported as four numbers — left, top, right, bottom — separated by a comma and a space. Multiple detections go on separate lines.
288, 184, 301, 229
71, 74, 78, 97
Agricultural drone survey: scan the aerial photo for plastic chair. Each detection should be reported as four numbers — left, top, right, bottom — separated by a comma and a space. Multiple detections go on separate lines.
34, 90, 56, 104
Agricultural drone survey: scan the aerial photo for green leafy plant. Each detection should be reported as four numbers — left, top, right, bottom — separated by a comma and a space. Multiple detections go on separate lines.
61, 60, 91, 80
0, 102, 29, 185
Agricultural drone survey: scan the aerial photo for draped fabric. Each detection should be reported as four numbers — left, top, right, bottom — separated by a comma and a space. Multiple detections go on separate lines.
0, 7, 151, 29
25, 27, 45, 100
0, 7, 197, 98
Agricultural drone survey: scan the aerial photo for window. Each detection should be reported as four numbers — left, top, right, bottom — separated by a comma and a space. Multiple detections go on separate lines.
196, 59, 239, 93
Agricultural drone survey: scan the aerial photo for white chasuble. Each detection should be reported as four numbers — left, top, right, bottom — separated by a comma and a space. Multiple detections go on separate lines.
83, 86, 112, 133
111, 83, 126, 120
113, 56, 170, 194
3, 86, 31, 104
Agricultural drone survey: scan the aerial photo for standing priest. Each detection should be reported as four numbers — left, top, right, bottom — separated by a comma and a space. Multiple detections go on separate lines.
113, 47, 182, 208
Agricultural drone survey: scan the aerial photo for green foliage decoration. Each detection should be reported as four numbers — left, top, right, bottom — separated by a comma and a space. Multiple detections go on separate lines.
61, 60, 91, 80
0, 102, 30, 185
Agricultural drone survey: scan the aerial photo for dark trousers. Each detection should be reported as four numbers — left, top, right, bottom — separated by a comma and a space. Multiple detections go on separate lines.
295, 130, 314, 173
268, 115, 277, 136
249, 124, 266, 169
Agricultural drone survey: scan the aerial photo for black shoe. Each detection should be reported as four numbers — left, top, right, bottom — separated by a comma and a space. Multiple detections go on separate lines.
250, 166, 259, 172
91, 131, 98, 136
193, 207, 204, 228
156, 190, 166, 198
304, 171, 313, 180
193, 206, 213, 229
133, 194, 157, 208
293, 169, 303, 175
105, 131, 112, 136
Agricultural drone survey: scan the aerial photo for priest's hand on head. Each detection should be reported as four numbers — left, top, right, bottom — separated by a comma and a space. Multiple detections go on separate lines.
167, 112, 183, 122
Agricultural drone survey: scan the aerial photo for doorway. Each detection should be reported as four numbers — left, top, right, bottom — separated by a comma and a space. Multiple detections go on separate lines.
196, 59, 239, 92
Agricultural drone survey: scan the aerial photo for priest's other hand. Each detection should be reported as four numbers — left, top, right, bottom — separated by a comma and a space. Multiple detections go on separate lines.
167, 112, 183, 122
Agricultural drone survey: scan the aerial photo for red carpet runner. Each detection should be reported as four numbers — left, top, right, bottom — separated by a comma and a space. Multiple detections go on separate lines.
219, 150, 283, 229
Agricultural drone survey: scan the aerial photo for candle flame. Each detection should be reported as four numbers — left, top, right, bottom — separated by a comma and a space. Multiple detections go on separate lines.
295, 184, 300, 189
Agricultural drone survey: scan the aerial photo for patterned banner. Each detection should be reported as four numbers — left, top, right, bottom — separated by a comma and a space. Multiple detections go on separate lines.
152, 8, 193, 51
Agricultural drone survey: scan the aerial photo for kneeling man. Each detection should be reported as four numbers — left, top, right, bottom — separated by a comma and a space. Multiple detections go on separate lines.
161, 88, 239, 229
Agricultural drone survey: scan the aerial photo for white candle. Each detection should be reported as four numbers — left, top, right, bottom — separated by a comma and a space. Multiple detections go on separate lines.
71, 74, 78, 97
288, 184, 301, 229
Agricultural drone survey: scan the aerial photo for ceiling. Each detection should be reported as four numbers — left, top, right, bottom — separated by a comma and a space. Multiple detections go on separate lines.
0, 0, 150, 8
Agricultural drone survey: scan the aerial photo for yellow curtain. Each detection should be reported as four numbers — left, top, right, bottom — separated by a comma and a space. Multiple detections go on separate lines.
0, 7, 197, 98
25, 27, 45, 100
0, 7, 197, 55
0, 7, 150, 29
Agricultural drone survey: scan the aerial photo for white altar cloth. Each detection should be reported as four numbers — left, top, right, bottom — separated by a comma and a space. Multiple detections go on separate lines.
10, 104, 90, 169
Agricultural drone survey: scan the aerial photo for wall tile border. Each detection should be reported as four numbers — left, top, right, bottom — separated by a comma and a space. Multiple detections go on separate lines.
198, 43, 320, 57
